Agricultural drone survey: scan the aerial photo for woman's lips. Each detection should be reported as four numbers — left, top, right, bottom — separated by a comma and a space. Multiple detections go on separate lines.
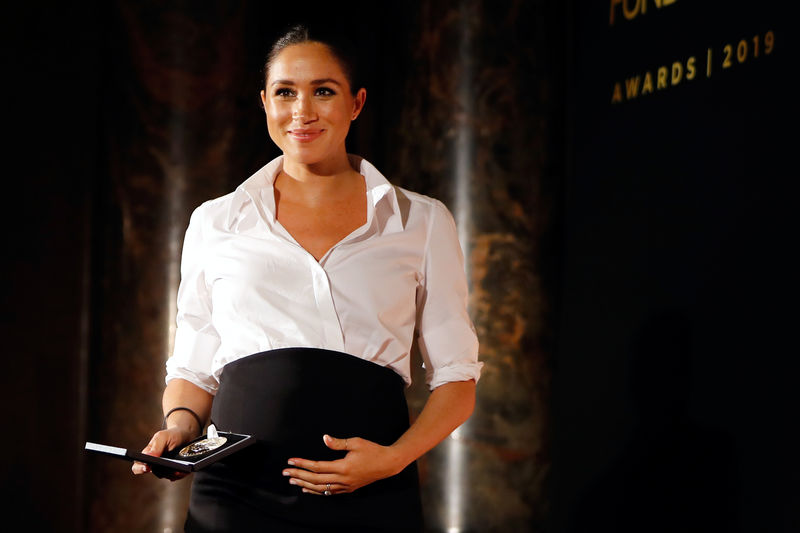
288, 129, 324, 142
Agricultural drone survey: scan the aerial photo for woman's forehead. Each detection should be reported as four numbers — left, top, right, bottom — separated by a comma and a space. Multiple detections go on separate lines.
267, 42, 347, 83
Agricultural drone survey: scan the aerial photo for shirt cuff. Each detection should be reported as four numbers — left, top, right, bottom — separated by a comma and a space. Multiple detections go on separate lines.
165, 327, 221, 393
165, 368, 219, 395
427, 361, 483, 391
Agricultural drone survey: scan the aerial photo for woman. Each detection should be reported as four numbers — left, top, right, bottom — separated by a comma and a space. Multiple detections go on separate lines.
133, 24, 481, 532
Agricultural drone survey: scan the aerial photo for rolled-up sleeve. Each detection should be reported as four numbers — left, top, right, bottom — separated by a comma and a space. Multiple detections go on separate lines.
415, 200, 482, 390
165, 205, 221, 394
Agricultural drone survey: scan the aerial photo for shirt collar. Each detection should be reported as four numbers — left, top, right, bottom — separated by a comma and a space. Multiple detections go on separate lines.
225, 155, 404, 234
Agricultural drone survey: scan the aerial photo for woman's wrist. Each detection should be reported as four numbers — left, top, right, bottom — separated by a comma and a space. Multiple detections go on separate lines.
386, 442, 417, 475
163, 406, 204, 438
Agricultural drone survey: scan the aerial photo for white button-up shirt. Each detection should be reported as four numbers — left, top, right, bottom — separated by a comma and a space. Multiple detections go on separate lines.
166, 155, 481, 393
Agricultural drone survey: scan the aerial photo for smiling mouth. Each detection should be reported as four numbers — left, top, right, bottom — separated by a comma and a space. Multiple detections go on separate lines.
288, 129, 324, 142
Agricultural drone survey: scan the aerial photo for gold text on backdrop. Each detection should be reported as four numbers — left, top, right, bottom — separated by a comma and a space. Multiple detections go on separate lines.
609, 0, 677, 26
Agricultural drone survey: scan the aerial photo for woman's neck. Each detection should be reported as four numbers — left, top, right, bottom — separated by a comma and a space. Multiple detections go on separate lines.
276, 154, 362, 209
281, 151, 354, 182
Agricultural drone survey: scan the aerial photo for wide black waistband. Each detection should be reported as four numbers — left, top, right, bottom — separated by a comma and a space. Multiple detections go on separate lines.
211, 347, 408, 457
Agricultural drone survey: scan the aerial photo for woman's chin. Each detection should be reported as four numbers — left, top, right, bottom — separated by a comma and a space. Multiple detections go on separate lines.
282, 146, 347, 169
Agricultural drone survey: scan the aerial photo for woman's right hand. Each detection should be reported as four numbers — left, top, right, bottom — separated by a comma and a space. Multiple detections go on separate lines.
131, 426, 191, 480
134, 379, 213, 479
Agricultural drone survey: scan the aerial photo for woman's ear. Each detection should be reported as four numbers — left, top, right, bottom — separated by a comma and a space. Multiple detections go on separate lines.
351, 88, 367, 120
260, 89, 267, 111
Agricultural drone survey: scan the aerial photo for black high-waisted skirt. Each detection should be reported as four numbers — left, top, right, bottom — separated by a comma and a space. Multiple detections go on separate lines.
184, 348, 423, 532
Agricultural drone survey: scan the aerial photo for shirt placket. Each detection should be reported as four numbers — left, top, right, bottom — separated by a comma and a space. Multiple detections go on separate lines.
308, 255, 345, 352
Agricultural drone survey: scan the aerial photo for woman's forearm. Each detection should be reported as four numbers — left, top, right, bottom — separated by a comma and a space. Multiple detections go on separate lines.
162, 378, 214, 441
389, 380, 476, 471
280, 379, 476, 493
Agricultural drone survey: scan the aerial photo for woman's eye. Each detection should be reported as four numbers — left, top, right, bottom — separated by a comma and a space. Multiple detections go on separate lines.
315, 87, 335, 97
274, 88, 295, 98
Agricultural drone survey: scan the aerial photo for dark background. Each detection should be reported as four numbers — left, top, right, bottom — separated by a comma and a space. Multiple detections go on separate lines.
2, 1, 796, 531
556, 2, 796, 532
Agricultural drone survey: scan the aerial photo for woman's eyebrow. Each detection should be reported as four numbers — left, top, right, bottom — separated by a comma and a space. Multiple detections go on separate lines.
270, 78, 343, 87
310, 78, 342, 87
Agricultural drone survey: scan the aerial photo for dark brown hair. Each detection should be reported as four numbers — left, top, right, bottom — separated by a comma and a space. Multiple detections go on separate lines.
263, 24, 362, 95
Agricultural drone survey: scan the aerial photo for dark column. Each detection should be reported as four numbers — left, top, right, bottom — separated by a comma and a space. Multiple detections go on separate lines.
390, 1, 565, 530
2, 4, 99, 532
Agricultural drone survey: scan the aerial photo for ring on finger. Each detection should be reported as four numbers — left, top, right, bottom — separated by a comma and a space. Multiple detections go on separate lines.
324, 483, 332, 496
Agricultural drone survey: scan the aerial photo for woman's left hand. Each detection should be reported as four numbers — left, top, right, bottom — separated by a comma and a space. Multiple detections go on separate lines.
283, 434, 407, 495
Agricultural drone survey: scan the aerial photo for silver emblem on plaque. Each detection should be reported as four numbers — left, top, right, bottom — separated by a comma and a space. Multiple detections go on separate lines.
178, 424, 227, 458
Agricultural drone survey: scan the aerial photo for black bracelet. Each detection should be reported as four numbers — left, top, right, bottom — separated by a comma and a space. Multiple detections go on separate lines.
163, 406, 204, 436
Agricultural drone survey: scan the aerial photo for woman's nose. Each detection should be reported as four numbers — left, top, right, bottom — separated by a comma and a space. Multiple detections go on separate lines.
292, 95, 316, 122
